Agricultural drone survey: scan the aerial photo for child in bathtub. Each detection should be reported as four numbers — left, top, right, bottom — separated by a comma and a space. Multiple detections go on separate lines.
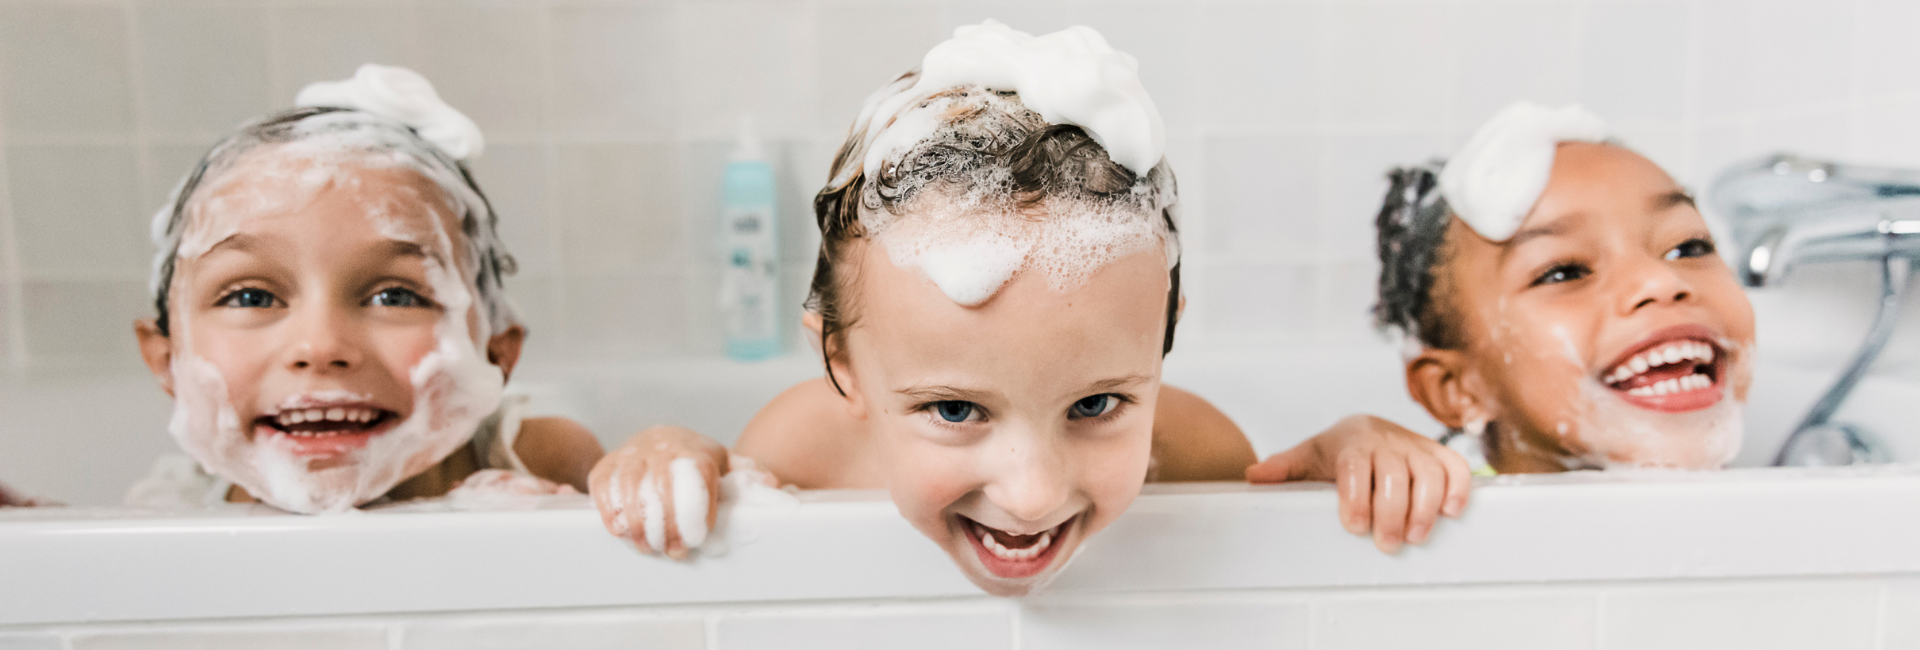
1248, 102, 1755, 476
588, 21, 1473, 592
124, 65, 603, 513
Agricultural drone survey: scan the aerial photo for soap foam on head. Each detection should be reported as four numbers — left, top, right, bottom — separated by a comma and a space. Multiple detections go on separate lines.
1438, 102, 1608, 242
837, 21, 1179, 307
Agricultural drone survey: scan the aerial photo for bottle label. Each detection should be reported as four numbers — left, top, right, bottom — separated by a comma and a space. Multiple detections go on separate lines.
721, 206, 778, 344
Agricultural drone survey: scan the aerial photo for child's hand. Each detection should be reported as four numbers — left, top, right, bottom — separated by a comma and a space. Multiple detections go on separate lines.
1245, 415, 1472, 554
588, 425, 730, 560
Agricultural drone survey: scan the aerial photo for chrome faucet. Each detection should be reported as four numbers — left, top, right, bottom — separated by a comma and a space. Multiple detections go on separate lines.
1711, 154, 1915, 466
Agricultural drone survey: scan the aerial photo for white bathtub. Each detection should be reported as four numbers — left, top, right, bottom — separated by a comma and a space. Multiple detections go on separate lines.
2, 467, 1918, 648
2, 343, 1919, 648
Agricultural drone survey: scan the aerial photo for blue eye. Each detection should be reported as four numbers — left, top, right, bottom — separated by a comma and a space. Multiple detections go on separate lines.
369, 287, 430, 308
933, 401, 976, 423
218, 288, 277, 309
1070, 394, 1117, 419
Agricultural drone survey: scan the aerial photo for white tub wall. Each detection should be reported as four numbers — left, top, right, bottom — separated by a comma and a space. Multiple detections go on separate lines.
5, 0, 1920, 504
0, 575, 1914, 650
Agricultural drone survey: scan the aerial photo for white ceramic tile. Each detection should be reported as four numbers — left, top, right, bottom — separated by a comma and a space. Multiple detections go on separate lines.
70, 625, 388, 650
1316, 591, 1596, 650
1319, 258, 1381, 343
547, 4, 676, 135
402, 612, 704, 650
714, 606, 1014, 650
1201, 134, 1319, 260
270, 3, 419, 101
1852, 98, 1920, 169
20, 279, 148, 370
1578, 2, 1690, 122
553, 143, 684, 276
1199, 3, 1320, 129
1318, 132, 1445, 262
1201, 262, 1315, 339
1607, 121, 1691, 186
1884, 577, 1920, 650
136, 4, 271, 135
1453, 1, 1578, 126
815, 3, 942, 134
466, 143, 556, 278
0, 3, 136, 134
1322, 3, 1453, 127
672, 2, 817, 137
143, 142, 214, 215
501, 275, 561, 359
413, 0, 547, 135
1601, 580, 1881, 650
4, 144, 148, 281
1695, 0, 1851, 119
560, 273, 687, 358
0, 633, 62, 650
1856, 0, 1920, 99
941, 1, 1083, 37
1020, 598, 1309, 650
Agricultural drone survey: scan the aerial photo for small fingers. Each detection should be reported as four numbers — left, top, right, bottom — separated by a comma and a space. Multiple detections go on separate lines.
1335, 448, 1373, 536
1404, 455, 1445, 545
1245, 447, 1309, 484
1370, 453, 1411, 554
1439, 444, 1473, 518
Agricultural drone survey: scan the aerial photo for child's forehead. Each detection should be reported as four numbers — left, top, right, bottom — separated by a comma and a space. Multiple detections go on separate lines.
189, 146, 466, 248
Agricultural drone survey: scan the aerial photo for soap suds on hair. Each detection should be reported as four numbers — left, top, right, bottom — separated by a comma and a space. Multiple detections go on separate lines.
1439, 102, 1607, 242
857, 20, 1164, 179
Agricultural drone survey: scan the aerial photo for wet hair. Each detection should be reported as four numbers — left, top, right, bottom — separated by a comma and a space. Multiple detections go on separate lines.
810, 80, 1181, 394
1373, 163, 1464, 350
147, 106, 518, 337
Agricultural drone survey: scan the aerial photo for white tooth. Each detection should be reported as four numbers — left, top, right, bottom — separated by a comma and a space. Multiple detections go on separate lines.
1703, 345, 1716, 362
983, 532, 999, 550
1660, 347, 1679, 365
326, 408, 345, 422
1630, 356, 1649, 374
290, 411, 307, 424
1629, 386, 1650, 397
1661, 378, 1678, 394
360, 409, 374, 423
304, 409, 323, 422
1037, 531, 1052, 550
1652, 380, 1668, 395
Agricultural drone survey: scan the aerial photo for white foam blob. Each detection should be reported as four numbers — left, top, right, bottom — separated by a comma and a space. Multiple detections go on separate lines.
639, 471, 666, 551
669, 457, 710, 548
860, 20, 1164, 178
1439, 102, 1608, 242
1572, 378, 1744, 471
296, 64, 484, 160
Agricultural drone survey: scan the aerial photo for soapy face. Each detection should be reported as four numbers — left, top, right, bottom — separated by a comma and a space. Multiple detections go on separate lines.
145, 146, 505, 512
1442, 143, 1754, 471
833, 237, 1168, 596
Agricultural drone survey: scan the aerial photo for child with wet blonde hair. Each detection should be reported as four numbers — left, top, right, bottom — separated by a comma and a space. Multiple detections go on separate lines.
126, 65, 602, 513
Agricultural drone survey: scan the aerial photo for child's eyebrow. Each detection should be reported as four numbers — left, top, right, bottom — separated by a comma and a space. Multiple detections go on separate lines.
1651, 190, 1696, 211
1082, 374, 1153, 394
896, 384, 994, 403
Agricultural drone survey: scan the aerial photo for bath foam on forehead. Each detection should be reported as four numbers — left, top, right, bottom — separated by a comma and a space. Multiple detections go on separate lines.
868, 193, 1166, 307
1439, 102, 1608, 242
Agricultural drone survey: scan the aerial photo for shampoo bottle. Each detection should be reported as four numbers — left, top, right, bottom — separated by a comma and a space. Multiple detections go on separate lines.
719, 118, 782, 361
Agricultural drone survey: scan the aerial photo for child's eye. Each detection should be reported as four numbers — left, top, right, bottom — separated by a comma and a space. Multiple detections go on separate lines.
1665, 238, 1716, 260
931, 400, 982, 423
1530, 262, 1591, 287
1069, 394, 1119, 419
368, 287, 432, 308
217, 288, 279, 309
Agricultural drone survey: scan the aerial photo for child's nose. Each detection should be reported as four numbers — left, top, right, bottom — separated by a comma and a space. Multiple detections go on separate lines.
1619, 255, 1695, 313
983, 428, 1074, 523
283, 305, 364, 372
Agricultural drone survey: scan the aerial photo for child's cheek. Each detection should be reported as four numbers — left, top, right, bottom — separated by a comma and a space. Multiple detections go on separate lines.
1075, 424, 1153, 537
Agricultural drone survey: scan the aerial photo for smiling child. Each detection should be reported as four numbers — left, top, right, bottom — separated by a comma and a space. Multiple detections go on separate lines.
125, 66, 601, 513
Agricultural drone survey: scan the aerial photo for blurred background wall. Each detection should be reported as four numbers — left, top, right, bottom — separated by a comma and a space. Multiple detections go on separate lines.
2, 0, 1918, 503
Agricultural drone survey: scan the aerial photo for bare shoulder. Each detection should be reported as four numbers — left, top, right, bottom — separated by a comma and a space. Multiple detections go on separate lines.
1149, 384, 1257, 482
513, 416, 605, 492
735, 378, 874, 489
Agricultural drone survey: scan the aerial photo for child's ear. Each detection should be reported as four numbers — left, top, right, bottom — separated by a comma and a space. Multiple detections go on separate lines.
486, 325, 527, 382
1176, 293, 1186, 321
134, 319, 175, 397
804, 311, 869, 420
1405, 348, 1491, 430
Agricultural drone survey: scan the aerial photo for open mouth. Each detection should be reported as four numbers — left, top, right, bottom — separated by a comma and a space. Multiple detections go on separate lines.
959, 514, 1075, 579
252, 404, 398, 457
1599, 326, 1726, 413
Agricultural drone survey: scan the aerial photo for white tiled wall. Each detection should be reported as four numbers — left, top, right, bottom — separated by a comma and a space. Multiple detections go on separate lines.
2, 575, 1915, 650
4, 0, 1920, 375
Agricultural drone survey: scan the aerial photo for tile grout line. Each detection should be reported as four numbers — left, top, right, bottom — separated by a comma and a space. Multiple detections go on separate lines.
0, 8, 27, 375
